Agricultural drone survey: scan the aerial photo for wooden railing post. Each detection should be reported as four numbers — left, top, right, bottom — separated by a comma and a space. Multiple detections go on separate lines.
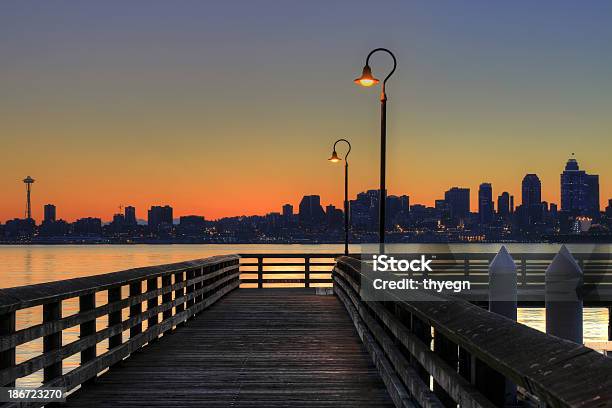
129, 281, 142, 338
79, 293, 96, 385
162, 275, 172, 330
410, 313, 431, 384
196, 267, 205, 306
305, 257, 311, 288
43, 301, 62, 383
0, 311, 16, 387
458, 347, 473, 383
433, 331, 458, 408
186, 270, 195, 311
545, 246, 583, 344
108, 287, 122, 349
175, 271, 185, 327
474, 358, 506, 407
147, 278, 159, 337
257, 257, 263, 288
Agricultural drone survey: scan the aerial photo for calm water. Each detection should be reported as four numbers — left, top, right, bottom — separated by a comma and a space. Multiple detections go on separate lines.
1, 243, 609, 387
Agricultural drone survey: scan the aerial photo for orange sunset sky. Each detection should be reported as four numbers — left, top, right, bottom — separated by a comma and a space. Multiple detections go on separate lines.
1, 2, 610, 223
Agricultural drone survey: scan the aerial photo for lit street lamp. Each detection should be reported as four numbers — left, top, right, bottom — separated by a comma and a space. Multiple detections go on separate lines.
328, 139, 351, 255
354, 48, 397, 253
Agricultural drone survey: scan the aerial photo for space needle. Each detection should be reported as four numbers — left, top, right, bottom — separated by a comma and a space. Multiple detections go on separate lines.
23, 176, 35, 219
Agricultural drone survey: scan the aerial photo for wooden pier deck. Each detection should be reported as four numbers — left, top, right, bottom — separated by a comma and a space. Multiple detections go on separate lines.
63, 289, 394, 407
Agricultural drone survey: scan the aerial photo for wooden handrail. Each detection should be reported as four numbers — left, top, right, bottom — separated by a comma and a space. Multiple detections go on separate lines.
333, 256, 612, 408
238, 253, 341, 288
0, 255, 240, 403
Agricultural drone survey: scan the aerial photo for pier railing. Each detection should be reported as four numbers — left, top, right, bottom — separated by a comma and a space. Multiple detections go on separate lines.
333, 255, 612, 408
0, 255, 239, 402
238, 253, 341, 287
237, 252, 612, 303
394, 252, 611, 287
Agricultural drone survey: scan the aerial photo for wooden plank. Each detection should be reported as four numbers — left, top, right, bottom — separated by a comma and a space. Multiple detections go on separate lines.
62, 289, 395, 408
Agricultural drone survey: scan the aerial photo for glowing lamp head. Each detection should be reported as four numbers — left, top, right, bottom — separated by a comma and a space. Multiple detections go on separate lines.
354, 65, 379, 87
328, 150, 341, 163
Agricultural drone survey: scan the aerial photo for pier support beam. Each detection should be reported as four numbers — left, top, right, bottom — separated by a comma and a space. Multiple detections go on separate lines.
545, 245, 583, 344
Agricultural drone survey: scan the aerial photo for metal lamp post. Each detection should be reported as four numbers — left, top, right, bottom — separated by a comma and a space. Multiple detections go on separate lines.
328, 139, 351, 255
354, 48, 397, 253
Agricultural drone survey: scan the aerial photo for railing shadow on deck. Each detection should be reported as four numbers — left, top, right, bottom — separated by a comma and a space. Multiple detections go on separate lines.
332, 256, 612, 408
0, 255, 240, 407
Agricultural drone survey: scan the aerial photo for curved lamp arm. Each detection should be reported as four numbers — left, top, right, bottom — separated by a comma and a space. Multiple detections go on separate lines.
332, 138, 352, 162
365, 48, 397, 85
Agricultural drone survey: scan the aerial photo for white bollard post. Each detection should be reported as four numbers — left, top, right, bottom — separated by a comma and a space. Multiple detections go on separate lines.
488, 245, 517, 405
489, 245, 518, 320
545, 245, 583, 344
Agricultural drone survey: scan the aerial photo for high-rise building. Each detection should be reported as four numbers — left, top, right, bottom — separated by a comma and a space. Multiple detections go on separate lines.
148, 205, 173, 229
522, 174, 542, 208
282, 204, 293, 218
125, 206, 137, 225
325, 204, 343, 228
298, 195, 325, 226
560, 156, 600, 218
478, 183, 494, 224
521, 174, 543, 225
73, 217, 102, 235
497, 192, 511, 219
43, 204, 56, 223
350, 190, 379, 231
399, 195, 410, 214
281, 204, 294, 227
444, 187, 470, 224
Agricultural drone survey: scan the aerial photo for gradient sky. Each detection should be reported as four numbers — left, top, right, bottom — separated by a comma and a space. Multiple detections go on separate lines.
1, 1, 611, 222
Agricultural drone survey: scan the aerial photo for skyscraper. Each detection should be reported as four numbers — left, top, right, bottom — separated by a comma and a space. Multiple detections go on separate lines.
43, 204, 56, 223
148, 205, 173, 230
478, 183, 494, 224
519, 174, 543, 227
125, 206, 137, 225
444, 187, 470, 225
497, 192, 511, 219
521, 174, 542, 208
350, 190, 379, 231
298, 195, 325, 226
561, 156, 600, 218
282, 204, 293, 217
